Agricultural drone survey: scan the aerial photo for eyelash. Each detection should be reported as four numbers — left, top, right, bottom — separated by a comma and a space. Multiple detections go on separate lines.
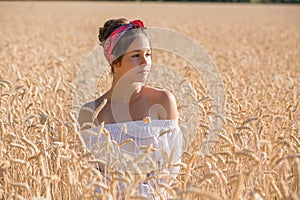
132, 53, 151, 57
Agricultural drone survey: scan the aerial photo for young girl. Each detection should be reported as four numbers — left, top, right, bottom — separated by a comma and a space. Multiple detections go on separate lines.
78, 18, 182, 198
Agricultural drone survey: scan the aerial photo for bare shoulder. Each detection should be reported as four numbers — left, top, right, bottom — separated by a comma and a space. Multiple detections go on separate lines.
77, 101, 96, 128
143, 85, 176, 100
143, 85, 178, 120
77, 95, 106, 128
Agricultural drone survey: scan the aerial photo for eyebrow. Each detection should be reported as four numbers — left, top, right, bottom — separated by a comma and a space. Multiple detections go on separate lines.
130, 49, 151, 53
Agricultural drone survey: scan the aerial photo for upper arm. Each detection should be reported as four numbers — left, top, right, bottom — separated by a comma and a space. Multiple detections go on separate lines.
159, 90, 179, 120
78, 102, 94, 129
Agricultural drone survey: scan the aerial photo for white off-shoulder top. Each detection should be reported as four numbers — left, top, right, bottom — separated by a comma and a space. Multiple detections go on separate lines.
80, 119, 182, 175
80, 119, 182, 198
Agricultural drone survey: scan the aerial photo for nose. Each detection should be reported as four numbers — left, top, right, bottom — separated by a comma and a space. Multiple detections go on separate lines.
140, 54, 150, 67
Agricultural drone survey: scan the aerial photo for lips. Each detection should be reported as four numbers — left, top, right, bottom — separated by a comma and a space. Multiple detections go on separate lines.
138, 70, 150, 73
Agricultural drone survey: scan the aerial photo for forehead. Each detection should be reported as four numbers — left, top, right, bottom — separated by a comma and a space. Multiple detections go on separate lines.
125, 34, 151, 53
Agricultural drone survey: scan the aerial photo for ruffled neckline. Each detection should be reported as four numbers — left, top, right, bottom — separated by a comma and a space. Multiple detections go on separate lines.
90, 119, 180, 138
104, 118, 178, 127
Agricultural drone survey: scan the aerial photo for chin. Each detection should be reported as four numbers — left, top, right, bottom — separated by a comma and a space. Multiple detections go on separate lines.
134, 79, 147, 83
133, 77, 148, 83
135, 73, 149, 82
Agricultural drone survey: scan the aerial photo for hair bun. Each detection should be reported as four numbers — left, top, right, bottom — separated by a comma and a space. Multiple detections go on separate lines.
98, 18, 128, 45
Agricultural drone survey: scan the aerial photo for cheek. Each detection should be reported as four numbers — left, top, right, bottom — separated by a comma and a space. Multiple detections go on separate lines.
121, 57, 134, 67
121, 60, 139, 72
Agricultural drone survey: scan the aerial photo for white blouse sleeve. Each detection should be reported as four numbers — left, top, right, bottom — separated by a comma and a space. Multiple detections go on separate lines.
155, 121, 182, 178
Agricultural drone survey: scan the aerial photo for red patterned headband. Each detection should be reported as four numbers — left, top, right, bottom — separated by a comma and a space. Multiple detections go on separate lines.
103, 20, 146, 65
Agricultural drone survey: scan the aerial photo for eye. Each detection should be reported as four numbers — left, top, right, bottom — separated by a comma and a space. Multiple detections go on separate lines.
146, 53, 152, 57
132, 54, 139, 57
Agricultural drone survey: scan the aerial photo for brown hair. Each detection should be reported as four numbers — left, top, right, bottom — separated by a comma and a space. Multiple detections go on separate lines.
98, 18, 128, 44
98, 18, 150, 73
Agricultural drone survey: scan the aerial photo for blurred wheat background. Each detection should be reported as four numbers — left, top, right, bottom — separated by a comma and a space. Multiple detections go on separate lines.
0, 1, 299, 199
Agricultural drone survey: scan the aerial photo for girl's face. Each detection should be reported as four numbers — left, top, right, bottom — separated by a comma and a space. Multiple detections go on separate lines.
113, 34, 152, 83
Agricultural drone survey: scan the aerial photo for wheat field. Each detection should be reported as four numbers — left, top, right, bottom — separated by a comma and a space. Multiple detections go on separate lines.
0, 1, 300, 199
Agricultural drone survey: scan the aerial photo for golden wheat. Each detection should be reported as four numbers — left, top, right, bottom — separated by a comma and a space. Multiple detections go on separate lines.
0, 1, 299, 199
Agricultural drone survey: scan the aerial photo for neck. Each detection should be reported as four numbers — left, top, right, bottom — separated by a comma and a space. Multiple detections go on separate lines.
107, 78, 144, 103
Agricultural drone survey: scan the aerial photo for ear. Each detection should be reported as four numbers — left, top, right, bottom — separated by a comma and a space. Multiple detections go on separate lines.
111, 60, 121, 72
